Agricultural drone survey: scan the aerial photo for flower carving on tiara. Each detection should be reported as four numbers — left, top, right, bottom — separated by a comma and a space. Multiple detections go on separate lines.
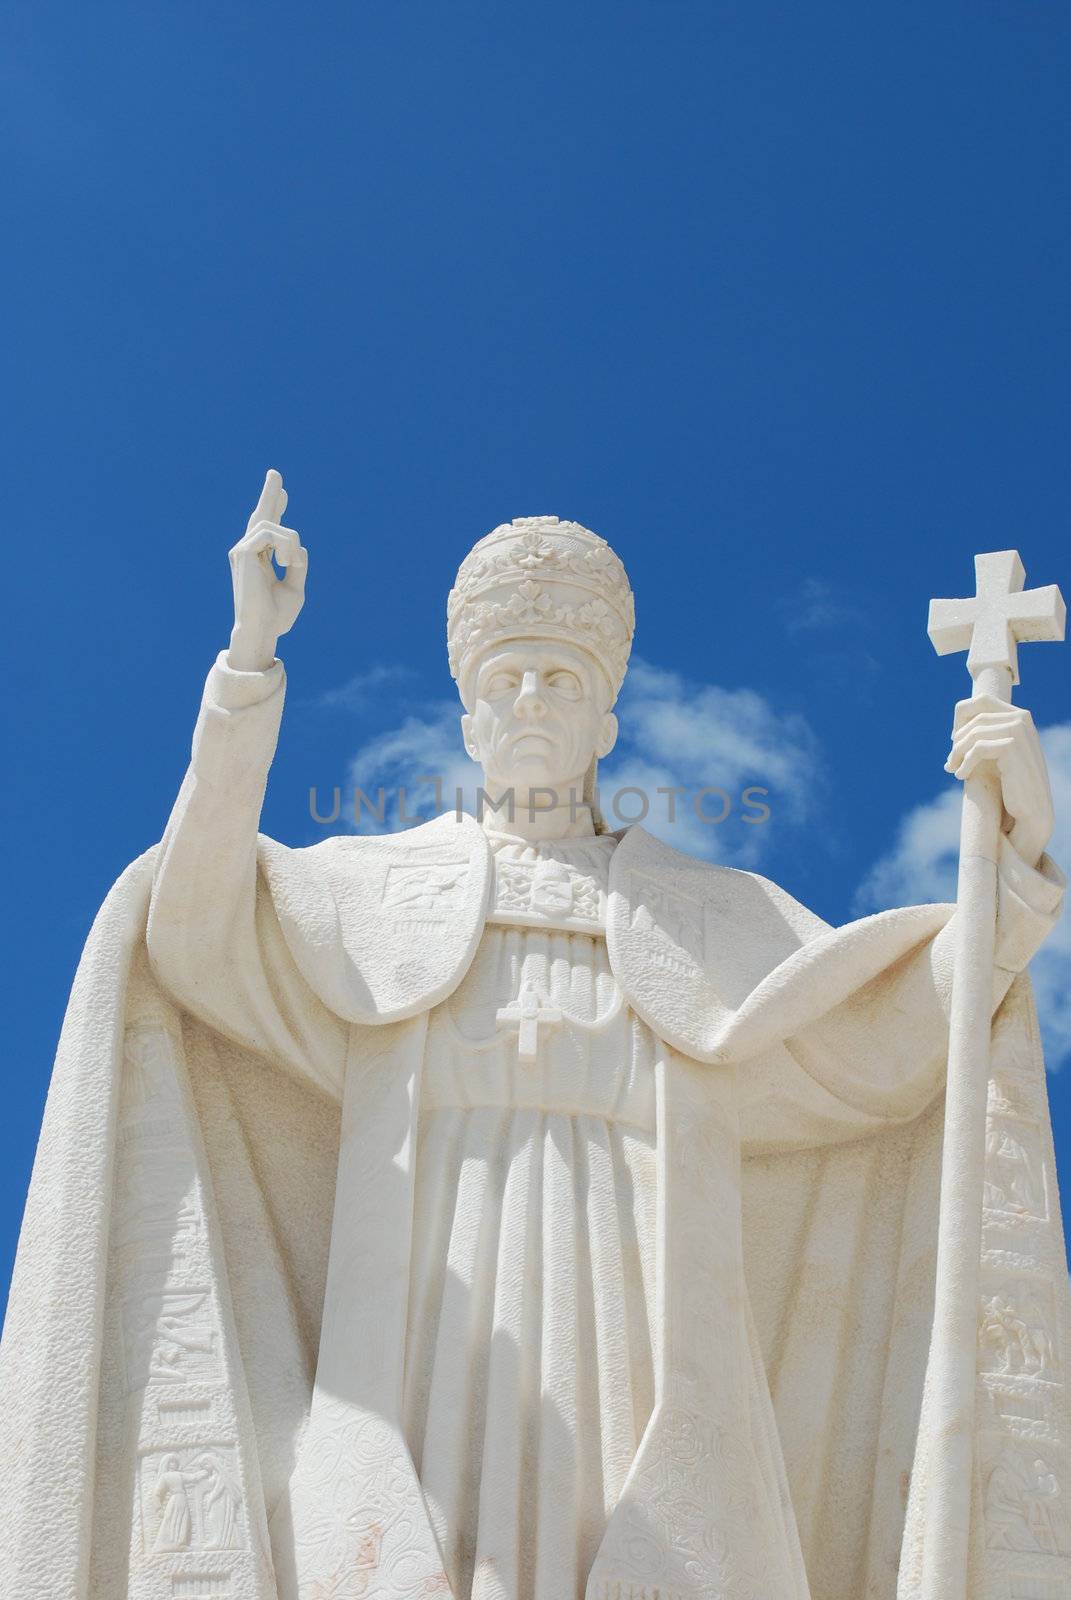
514, 529, 559, 570
449, 519, 633, 616
501, 579, 556, 626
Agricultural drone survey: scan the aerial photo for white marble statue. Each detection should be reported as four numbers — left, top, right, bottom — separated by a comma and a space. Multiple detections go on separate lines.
2, 472, 1069, 1600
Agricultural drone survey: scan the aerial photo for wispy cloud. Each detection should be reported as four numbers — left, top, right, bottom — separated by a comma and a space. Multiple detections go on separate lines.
600, 657, 822, 862
778, 577, 865, 636
854, 787, 962, 909
856, 724, 1071, 1069
773, 580, 881, 696
343, 701, 479, 834
304, 663, 413, 712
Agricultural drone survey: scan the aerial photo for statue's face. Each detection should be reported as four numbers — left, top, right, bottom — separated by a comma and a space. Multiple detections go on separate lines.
461, 638, 618, 796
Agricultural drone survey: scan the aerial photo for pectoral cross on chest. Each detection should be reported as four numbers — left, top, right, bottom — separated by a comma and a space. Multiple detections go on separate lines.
496, 981, 562, 1063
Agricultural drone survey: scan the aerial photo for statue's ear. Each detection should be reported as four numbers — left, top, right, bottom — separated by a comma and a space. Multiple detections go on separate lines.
460, 712, 478, 761
597, 711, 618, 760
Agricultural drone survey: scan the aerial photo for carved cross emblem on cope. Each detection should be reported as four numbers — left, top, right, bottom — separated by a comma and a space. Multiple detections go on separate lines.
928, 549, 1065, 686
496, 981, 562, 1062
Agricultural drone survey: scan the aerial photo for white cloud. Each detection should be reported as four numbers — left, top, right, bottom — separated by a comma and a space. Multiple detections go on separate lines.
856, 724, 1071, 1070
338, 654, 823, 864
344, 700, 479, 832
600, 657, 821, 862
305, 663, 412, 712
778, 577, 864, 635
854, 787, 963, 910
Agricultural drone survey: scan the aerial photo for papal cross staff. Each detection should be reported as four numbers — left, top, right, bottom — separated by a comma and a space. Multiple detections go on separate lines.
923, 551, 1065, 1598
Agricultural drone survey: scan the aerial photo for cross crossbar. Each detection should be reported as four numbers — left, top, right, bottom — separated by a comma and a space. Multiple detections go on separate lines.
496, 981, 562, 1063
928, 548, 1065, 686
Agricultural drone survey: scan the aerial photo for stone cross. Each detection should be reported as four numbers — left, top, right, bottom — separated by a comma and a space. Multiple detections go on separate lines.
496, 981, 562, 1062
922, 547, 1064, 1600
928, 549, 1065, 691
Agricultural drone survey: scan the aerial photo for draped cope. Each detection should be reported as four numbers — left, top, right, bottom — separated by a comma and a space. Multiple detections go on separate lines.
4, 654, 1069, 1600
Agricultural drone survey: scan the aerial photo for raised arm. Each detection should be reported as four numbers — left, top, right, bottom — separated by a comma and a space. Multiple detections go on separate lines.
147, 472, 347, 1098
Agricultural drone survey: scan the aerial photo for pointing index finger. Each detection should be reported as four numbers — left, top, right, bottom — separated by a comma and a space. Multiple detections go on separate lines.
246, 468, 288, 533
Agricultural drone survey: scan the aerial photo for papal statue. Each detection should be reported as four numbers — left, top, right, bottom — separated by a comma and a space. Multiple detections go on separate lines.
2, 471, 1070, 1600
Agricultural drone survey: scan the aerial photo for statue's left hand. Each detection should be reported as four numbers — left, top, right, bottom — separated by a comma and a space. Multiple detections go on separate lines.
945, 695, 1055, 867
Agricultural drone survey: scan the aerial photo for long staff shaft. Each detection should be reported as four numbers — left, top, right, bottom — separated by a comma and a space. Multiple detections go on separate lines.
920, 662, 1010, 1598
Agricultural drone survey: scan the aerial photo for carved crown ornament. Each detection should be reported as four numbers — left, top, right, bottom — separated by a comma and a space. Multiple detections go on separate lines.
447, 516, 635, 700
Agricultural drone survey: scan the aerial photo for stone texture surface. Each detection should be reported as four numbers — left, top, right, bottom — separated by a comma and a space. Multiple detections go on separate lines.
2, 487, 1068, 1600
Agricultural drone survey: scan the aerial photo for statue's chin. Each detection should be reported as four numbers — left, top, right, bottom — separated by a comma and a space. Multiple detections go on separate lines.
497, 761, 573, 796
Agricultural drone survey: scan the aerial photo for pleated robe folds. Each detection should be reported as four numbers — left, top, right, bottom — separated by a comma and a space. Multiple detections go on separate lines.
4, 653, 1069, 1600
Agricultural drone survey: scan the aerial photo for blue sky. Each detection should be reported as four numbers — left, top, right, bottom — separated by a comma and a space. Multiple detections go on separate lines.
2, 1, 1069, 1299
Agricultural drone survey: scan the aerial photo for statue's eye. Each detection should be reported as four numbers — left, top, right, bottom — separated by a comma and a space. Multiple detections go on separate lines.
548, 671, 582, 698
485, 672, 519, 697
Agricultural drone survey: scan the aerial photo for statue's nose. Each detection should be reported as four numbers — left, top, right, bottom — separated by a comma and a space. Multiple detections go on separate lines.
515, 670, 548, 718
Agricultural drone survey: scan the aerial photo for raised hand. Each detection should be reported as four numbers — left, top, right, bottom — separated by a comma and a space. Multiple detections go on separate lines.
227, 469, 308, 672
945, 694, 1055, 867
